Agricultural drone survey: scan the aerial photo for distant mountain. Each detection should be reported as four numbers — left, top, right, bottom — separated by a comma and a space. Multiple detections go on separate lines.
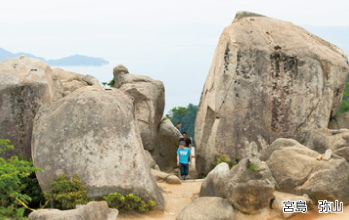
0, 48, 109, 66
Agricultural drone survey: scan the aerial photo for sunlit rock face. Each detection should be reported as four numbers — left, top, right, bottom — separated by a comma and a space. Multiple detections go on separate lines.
195, 11, 349, 174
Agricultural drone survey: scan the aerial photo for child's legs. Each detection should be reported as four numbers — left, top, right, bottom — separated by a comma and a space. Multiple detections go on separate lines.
183, 163, 189, 176
179, 163, 185, 177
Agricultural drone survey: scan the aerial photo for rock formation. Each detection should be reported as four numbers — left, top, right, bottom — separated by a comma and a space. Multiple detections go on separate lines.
52, 68, 100, 96
176, 197, 234, 220
114, 65, 181, 171
199, 162, 229, 197
264, 138, 349, 204
113, 64, 165, 151
195, 11, 349, 174
31, 86, 164, 208
305, 128, 349, 163
0, 57, 63, 158
329, 112, 349, 129
153, 116, 182, 171
28, 201, 118, 220
224, 158, 276, 214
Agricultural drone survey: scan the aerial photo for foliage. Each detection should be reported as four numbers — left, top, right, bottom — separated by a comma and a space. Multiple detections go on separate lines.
274, 183, 280, 190
47, 174, 89, 210
102, 78, 115, 87
21, 172, 46, 210
0, 139, 42, 220
104, 192, 156, 212
167, 104, 198, 144
216, 155, 239, 169
246, 160, 259, 172
339, 81, 349, 114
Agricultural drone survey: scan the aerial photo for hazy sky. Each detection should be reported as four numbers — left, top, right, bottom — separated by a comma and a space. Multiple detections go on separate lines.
1, 0, 349, 113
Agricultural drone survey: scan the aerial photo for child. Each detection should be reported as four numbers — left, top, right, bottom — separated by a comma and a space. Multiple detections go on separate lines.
177, 141, 192, 180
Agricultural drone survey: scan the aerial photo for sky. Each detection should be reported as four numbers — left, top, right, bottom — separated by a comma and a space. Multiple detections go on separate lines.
1, 0, 349, 113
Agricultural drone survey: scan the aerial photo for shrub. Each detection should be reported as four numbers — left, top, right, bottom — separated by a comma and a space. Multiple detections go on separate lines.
216, 155, 239, 169
47, 174, 89, 210
274, 183, 280, 190
0, 139, 43, 219
246, 160, 259, 172
104, 192, 156, 212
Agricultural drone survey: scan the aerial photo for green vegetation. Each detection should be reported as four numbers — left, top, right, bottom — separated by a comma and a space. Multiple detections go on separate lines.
216, 155, 240, 169
246, 160, 259, 172
104, 192, 156, 212
102, 78, 115, 87
46, 174, 89, 210
274, 183, 280, 190
0, 139, 43, 220
167, 104, 198, 143
339, 80, 349, 114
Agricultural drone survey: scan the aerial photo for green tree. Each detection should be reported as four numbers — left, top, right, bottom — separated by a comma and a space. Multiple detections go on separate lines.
167, 104, 198, 144
0, 139, 43, 219
102, 78, 115, 87
339, 80, 349, 113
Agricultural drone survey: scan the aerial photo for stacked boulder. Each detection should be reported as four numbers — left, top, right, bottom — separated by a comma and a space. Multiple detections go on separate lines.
195, 11, 349, 175
0, 57, 166, 209
198, 158, 276, 215
114, 65, 181, 172
31, 86, 164, 207
0, 57, 63, 158
261, 138, 349, 204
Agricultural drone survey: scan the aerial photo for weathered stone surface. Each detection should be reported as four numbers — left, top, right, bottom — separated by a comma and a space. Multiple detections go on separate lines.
199, 162, 229, 197
166, 175, 181, 184
52, 68, 100, 96
151, 169, 181, 184
0, 57, 63, 158
272, 192, 313, 219
32, 86, 164, 208
28, 201, 118, 220
329, 112, 349, 129
224, 158, 276, 214
266, 138, 349, 203
176, 197, 234, 220
144, 150, 160, 170
195, 11, 349, 174
114, 64, 165, 152
153, 116, 182, 172
304, 128, 349, 163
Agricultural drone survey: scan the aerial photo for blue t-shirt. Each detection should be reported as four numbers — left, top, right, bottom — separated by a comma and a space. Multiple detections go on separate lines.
177, 147, 191, 164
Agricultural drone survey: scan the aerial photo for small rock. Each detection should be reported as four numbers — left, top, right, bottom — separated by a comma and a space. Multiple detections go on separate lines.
166, 175, 181, 184
176, 197, 234, 220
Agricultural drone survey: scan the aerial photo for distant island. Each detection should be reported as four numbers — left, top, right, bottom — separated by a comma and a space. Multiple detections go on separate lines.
0, 48, 109, 66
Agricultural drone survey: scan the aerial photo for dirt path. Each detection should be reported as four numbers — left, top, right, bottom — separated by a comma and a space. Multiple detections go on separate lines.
117, 180, 202, 220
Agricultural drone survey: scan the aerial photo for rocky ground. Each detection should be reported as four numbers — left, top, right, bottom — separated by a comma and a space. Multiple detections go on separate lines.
117, 180, 349, 220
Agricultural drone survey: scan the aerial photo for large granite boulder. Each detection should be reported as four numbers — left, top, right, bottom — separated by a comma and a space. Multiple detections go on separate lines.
0, 57, 63, 158
153, 116, 182, 172
32, 86, 164, 208
199, 162, 229, 197
176, 197, 234, 220
195, 11, 349, 174
224, 158, 276, 214
304, 128, 349, 163
52, 68, 100, 96
113, 65, 165, 152
28, 201, 118, 220
265, 138, 349, 204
